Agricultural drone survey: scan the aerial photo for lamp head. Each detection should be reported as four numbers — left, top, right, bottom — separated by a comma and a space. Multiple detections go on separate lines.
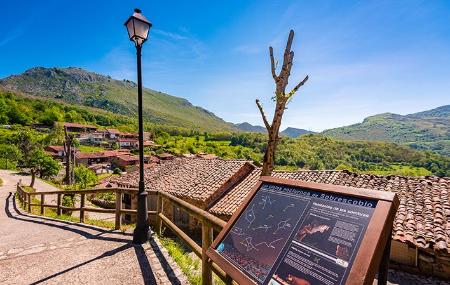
124, 8, 152, 46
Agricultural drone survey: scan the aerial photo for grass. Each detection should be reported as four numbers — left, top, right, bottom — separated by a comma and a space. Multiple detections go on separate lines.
0, 178, 3, 187
97, 173, 119, 181
77, 145, 106, 153
159, 236, 225, 285
362, 164, 432, 176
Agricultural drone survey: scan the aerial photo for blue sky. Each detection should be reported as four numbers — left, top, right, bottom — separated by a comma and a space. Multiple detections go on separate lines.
1, 0, 449, 131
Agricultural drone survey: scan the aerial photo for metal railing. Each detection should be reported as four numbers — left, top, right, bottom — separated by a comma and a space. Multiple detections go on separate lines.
16, 184, 232, 285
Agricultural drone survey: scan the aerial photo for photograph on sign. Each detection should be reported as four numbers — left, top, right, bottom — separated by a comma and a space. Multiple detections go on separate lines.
213, 182, 377, 285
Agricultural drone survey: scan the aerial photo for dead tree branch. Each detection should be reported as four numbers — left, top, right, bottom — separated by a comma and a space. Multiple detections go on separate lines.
255, 99, 271, 131
287, 75, 309, 98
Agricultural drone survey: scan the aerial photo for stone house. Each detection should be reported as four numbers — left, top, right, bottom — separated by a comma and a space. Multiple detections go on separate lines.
62, 122, 97, 133
112, 155, 139, 169
77, 131, 105, 145
75, 151, 120, 166
45, 145, 66, 159
117, 138, 138, 149
114, 157, 254, 229
105, 128, 121, 139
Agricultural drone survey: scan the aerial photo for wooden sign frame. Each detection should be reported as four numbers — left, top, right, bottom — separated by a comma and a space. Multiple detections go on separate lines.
207, 176, 399, 285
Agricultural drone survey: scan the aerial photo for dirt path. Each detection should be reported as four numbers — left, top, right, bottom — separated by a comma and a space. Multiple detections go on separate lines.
0, 171, 187, 285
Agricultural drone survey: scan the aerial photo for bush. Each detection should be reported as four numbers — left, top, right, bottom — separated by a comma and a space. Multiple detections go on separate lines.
74, 165, 98, 189
62, 193, 75, 215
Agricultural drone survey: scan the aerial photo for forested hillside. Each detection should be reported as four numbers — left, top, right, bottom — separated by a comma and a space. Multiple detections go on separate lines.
0, 67, 233, 131
1, 84, 449, 177
322, 105, 450, 156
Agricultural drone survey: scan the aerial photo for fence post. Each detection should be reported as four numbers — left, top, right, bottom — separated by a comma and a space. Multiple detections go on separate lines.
202, 219, 213, 285
156, 193, 163, 236
16, 184, 21, 203
80, 194, 86, 223
40, 194, 45, 215
27, 193, 31, 213
115, 189, 122, 230
57, 193, 62, 216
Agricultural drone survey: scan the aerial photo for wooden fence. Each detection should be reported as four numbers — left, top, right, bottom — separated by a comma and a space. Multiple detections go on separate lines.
16, 184, 233, 285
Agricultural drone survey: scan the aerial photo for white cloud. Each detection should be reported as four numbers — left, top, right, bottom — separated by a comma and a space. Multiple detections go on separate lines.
0, 28, 23, 47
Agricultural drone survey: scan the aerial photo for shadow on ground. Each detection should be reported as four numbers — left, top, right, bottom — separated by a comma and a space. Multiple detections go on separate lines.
4, 192, 184, 285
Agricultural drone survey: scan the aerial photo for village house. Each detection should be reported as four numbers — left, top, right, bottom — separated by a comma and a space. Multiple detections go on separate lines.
88, 163, 109, 174
120, 131, 151, 140
105, 128, 121, 139
113, 157, 450, 279
77, 131, 105, 145
121, 132, 136, 139
62, 122, 97, 133
45, 145, 66, 159
112, 155, 140, 169
75, 150, 120, 166
117, 138, 137, 149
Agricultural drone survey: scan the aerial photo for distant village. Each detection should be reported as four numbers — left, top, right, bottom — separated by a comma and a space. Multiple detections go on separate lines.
44, 122, 216, 175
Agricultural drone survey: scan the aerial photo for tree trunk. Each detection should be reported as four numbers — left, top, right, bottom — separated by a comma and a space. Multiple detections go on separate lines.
64, 127, 74, 185
30, 170, 36, 188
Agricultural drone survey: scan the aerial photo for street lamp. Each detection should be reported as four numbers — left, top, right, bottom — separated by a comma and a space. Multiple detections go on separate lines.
125, 8, 152, 244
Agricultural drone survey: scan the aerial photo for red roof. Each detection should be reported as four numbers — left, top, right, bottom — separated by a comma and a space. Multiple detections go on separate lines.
114, 157, 252, 204
209, 168, 450, 255
116, 155, 139, 162
76, 151, 120, 159
143, 141, 159, 147
117, 138, 138, 143
45, 145, 65, 152
63, 122, 97, 129
157, 153, 174, 159
106, 128, 121, 134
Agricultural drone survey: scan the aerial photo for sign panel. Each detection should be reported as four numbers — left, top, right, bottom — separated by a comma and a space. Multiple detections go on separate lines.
207, 177, 398, 285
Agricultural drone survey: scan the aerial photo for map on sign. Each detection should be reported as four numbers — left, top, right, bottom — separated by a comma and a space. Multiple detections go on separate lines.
214, 182, 376, 285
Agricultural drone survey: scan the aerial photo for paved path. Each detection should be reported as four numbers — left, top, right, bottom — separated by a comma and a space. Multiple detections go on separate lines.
0, 171, 187, 285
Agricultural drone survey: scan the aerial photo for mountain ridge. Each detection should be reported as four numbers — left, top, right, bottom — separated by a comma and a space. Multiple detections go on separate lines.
322, 105, 450, 156
0, 67, 233, 131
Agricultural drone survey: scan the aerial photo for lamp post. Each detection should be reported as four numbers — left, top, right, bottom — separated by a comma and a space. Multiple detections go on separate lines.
124, 8, 152, 244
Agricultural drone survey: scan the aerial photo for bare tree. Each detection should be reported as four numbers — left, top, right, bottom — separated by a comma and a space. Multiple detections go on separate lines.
256, 30, 309, 176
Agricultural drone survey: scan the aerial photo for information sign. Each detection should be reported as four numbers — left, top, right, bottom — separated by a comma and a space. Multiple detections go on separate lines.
207, 176, 398, 285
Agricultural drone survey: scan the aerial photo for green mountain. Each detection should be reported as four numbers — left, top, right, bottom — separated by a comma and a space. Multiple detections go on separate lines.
234, 122, 266, 133
322, 105, 450, 156
0, 67, 233, 131
281, 127, 315, 138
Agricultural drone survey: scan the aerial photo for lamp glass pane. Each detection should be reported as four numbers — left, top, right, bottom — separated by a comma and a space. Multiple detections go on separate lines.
133, 19, 150, 40
126, 19, 135, 39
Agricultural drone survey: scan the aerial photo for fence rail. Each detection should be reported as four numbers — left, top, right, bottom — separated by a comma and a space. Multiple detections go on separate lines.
16, 184, 232, 285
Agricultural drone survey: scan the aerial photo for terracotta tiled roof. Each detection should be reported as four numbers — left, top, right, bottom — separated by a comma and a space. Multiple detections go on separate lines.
117, 138, 138, 143
157, 153, 174, 159
209, 169, 450, 255
143, 141, 159, 147
45, 145, 65, 152
63, 122, 97, 129
114, 157, 252, 204
116, 155, 139, 162
106, 128, 121, 134
75, 150, 120, 159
